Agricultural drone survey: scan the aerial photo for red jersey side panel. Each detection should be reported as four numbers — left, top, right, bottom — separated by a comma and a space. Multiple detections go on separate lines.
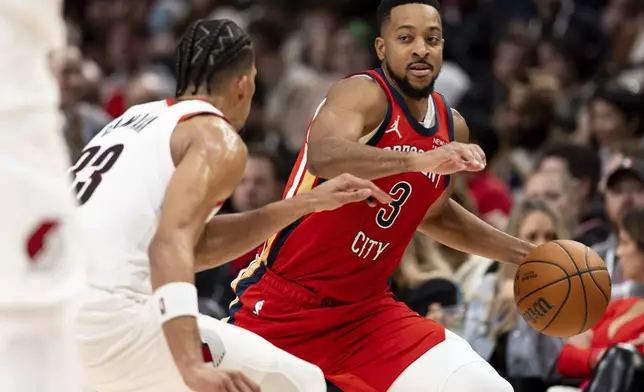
229, 68, 455, 391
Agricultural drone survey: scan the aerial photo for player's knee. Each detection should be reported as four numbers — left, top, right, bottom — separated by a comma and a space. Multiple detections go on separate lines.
443, 361, 513, 392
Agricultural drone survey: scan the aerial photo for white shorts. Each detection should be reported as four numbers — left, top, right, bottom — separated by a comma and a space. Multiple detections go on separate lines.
389, 330, 514, 392
77, 289, 326, 392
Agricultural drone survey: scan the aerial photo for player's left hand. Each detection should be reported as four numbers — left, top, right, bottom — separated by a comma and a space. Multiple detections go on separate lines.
306, 173, 392, 212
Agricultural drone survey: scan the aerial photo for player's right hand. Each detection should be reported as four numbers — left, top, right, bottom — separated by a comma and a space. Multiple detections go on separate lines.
416, 142, 486, 175
307, 173, 392, 212
183, 365, 260, 392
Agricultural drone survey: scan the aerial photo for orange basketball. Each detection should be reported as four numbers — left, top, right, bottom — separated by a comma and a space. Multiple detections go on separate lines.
514, 240, 612, 337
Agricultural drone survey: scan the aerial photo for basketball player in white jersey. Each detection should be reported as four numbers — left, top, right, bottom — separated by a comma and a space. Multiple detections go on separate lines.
74, 19, 390, 392
0, 2, 84, 392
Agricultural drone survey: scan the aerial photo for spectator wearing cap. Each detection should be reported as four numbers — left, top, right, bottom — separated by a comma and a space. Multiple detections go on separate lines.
537, 142, 609, 247
588, 85, 643, 164
593, 154, 644, 297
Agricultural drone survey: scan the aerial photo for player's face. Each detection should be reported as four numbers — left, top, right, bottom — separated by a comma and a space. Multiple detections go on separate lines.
616, 229, 644, 281
375, 4, 443, 100
518, 211, 558, 246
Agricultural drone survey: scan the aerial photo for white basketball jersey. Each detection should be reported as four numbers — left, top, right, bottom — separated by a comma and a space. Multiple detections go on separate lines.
74, 99, 225, 301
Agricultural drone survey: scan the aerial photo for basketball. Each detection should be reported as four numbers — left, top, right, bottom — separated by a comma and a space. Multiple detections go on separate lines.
514, 240, 612, 337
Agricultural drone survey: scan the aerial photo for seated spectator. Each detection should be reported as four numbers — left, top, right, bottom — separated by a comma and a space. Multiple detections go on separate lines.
537, 142, 608, 247
465, 199, 568, 392
593, 155, 644, 294
555, 208, 644, 390
523, 169, 579, 235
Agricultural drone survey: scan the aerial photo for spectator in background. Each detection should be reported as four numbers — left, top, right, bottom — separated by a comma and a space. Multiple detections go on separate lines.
467, 122, 514, 230
555, 207, 644, 391
594, 154, 644, 295
588, 85, 643, 164
124, 70, 175, 108
537, 142, 609, 246
466, 199, 568, 392
492, 80, 556, 192
536, 33, 588, 134
248, 17, 328, 155
523, 169, 579, 237
51, 45, 112, 161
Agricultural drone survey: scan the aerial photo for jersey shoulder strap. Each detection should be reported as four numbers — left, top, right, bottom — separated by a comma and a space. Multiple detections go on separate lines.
431, 91, 455, 143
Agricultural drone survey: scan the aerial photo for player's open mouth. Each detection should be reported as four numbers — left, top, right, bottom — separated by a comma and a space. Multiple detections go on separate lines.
408, 64, 432, 77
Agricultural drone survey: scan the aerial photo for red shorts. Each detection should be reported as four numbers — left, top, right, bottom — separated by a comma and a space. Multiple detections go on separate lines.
229, 268, 446, 392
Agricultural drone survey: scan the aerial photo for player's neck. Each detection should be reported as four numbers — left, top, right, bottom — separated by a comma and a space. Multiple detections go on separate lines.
177, 94, 228, 112
381, 67, 429, 122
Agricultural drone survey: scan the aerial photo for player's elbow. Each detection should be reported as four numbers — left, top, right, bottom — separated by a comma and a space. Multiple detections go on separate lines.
306, 141, 338, 178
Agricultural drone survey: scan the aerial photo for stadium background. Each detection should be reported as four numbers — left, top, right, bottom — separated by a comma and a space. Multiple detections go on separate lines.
56, 0, 644, 391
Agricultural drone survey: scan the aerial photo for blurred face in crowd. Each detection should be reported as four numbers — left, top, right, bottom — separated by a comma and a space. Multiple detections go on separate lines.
616, 228, 644, 281
231, 156, 282, 212
589, 98, 634, 148
375, 4, 443, 100
51, 46, 87, 109
605, 175, 644, 226
493, 41, 527, 84
524, 171, 578, 225
518, 210, 558, 245
331, 28, 372, 75
538, 42, 576, 89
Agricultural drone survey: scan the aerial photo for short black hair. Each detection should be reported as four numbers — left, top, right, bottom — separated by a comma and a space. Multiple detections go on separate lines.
538, 142, 601, 199
175, 19, 253, 97
377, 0, 441, 32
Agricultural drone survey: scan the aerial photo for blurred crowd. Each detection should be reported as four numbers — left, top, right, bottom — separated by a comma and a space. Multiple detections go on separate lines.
56, 0, 644, 391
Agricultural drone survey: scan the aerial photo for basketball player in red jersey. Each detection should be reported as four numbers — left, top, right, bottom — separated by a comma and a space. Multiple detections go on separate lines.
229, 1, 535, 391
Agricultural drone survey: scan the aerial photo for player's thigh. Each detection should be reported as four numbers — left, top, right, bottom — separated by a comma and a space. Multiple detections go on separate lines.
388, 330, 513, 392
198, 315, 326, 392
78, 301, 190, 392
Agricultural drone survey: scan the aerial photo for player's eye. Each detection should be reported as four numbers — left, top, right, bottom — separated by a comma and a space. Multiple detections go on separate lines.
398, 35, 411, 43
426, 37, 441, 45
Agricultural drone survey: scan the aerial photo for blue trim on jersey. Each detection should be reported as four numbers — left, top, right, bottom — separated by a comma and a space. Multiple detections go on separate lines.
266, 217, 304, 269
375, 68, 440, 137
436, 92, 455, 187
437, 92, 455, 143
227, 263, 267, 325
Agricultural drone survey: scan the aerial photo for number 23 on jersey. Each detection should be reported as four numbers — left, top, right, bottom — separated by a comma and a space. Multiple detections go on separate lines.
69, 144, 124, 205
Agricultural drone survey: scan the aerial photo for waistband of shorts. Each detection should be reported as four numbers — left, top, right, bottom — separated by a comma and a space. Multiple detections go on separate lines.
260, 268, 346, 308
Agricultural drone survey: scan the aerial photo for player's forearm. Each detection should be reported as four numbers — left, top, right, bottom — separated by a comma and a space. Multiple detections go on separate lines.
308, 137, 418, 180
194, 195, 315, 270
149, 235, 203, 373
419, 199, 535, 265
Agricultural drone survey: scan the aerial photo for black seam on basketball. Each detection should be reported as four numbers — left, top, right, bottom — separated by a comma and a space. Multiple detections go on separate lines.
516, 267, 607, 305
584, 246, 609, 303
539, 277, 572, 333
553, 241, 588, 334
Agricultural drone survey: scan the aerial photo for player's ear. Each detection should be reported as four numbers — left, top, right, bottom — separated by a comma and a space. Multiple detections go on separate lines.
375, 37, 385, 61
235, 75, 249, 102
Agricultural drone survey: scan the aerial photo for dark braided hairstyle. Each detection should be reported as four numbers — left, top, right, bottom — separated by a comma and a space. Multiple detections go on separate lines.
175, 19, 253, 97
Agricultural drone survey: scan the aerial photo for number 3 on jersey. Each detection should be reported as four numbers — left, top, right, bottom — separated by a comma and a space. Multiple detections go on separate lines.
70, 144, 124, 205
376, 181, 412, 229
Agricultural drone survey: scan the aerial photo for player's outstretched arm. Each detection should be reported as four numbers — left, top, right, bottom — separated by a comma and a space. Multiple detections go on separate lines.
418, 110, 535, 265
149, 116, 258, 392
195, 173, 391, 270
307, 77, 485, 180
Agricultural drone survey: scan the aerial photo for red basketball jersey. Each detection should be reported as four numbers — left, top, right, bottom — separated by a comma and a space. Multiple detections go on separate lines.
232, 68, 455, 303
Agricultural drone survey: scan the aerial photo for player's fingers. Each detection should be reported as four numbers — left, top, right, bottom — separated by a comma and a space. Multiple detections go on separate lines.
342, 175, 391, 204
340, 189, 372, 204
472, 144, 487, 166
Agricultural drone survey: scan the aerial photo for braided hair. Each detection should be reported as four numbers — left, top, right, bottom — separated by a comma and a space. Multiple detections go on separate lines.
175, 19, 253, 97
